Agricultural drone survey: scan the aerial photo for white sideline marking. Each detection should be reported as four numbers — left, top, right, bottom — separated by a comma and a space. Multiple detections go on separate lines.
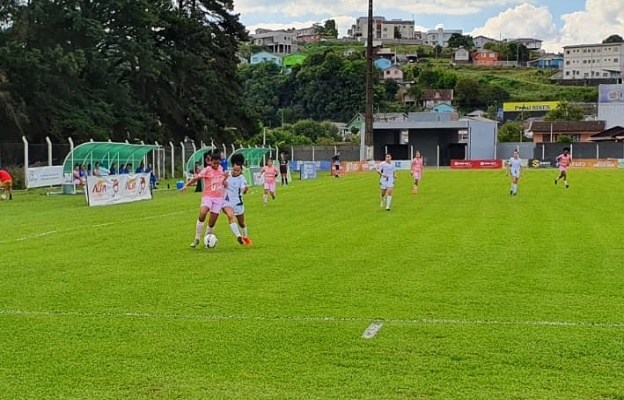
0, 210, 190, 245
362, 322, 383, 339
1, 309, 624, 330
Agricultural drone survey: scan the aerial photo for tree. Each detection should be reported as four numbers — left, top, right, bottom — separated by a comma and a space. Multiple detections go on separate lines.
603, 34, 624, 43
544, 101, 584, 121
448, 33, 475, 49
0, 0, 249, 144
557, 135, 573, 143
454, 78, 482, 108
498, 121, 524, 142
383, 79, 399, 101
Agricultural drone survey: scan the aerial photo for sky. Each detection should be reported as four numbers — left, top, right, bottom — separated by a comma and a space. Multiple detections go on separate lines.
234, 0, 624, 53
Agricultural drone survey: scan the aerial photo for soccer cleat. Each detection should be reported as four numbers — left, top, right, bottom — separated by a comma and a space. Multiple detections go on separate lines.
510, 190, 513, 196
190, 239, 200, 248
412, 189, 417, 194
243, 237, 253, 246
237, 236, 244, 245
386, 208, 390, 211
565, 184, 569, 189
554, 179, 558, 185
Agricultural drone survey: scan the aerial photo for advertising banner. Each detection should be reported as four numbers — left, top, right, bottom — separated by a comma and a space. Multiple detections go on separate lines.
288, 161, 331, 171
86, 173, 152, 207
26, 166, 64, 188
450, 160, 503, 169
300, 162, 317, 180
569, 159, 618, 169
599, 84, 624, 104
249, 167, 264, 186
503, 101, 560, 112
529, 159, 556, 168
618, 159, 624, 169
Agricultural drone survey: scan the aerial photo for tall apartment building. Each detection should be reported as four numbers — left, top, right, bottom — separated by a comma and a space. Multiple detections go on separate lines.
347, 16, 416, 40
563, 42, 624, 80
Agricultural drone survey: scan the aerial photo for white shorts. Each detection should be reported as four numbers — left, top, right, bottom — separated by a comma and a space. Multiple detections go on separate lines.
511, 171, 520, 178
380, 182, 394, 190
223, 201, 244, 216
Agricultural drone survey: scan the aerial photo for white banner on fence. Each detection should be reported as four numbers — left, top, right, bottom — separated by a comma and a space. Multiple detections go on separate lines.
86, 173, 152, 207
26, 166, 64, 188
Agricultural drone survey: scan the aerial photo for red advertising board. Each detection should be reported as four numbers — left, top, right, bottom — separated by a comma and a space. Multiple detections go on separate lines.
450, 159, 503, 169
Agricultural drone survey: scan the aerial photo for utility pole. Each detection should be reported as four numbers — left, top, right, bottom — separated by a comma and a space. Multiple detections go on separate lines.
364, 0, 374, 154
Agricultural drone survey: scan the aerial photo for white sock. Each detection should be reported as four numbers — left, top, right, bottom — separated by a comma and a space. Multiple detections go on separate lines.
195, 221, 204, 240
229, 222, 241, 237
513, 183, 517, 193
241, 226, 248, 237
206, 226, 214, 235
564, 180, 568, 186
386, 196, 392, 209
263, 194, 268, 204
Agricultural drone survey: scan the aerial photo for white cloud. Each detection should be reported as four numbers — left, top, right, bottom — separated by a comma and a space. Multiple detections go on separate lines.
469, 1, 624, 53
470, 4, 558, 43
559, 0, 624, 47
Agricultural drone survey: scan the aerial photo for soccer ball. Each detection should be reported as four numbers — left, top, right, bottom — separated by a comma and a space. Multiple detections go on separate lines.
203, 234, 218, 248
0, 194, 6, 201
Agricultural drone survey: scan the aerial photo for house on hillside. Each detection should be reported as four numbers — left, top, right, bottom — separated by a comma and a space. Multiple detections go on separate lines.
473, 49, 499, 66
527, 56, 563, 69
249, 51, 282, 66
383, 66, 403, 81
453, 48, 470, 63
527, 120, 606, 143
473, 35, 498, 48
422, 89, 453, 109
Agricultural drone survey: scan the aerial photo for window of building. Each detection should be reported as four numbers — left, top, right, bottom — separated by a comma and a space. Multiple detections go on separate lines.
615, 58, 619, 63
604, 72, 609, 77
566, 61, 570, 65
566, 71, 570, 76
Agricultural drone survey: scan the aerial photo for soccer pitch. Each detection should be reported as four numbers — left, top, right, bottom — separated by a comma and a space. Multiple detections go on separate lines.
1, 169, 623, 399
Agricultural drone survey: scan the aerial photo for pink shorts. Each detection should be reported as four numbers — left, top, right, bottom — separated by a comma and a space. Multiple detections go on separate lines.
264, 182, 276, 193
559, 166, 567, 173
412, 172, 421, 180
201, 197, 224, 213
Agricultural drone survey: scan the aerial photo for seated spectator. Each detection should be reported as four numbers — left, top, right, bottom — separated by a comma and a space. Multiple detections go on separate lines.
73, 164, 86, 187
93, 162, 102, 177
135, 161, 145, 174
109, 163, 117, 175
126, 163, 133, 173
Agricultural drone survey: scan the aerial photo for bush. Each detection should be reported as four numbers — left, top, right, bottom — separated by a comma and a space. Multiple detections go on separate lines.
3, 166, 25, 189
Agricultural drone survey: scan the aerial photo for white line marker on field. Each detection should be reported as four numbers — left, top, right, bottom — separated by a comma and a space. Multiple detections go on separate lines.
2, 310, 624, 330
362, 322, 383, 339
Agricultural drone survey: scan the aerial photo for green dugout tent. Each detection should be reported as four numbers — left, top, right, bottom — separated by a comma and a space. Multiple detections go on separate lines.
229, 147, 274, 167
184, 146, 216, 177
229, 147, 291, 186
62, 142, 157, 175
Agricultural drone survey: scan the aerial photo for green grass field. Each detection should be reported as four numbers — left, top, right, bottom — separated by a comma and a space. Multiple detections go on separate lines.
1, 169, 624, 399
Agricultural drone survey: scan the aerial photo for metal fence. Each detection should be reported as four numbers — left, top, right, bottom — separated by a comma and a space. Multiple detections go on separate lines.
497, 142, 624, 161
289, 145, 360, 161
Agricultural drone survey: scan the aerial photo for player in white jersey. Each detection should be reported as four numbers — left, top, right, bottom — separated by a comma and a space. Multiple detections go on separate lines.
222, 154, 252, 246
507, 150, 523, 196
377, 153, 397, 211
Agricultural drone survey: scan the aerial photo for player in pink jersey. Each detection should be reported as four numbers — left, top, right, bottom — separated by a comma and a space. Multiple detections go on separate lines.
555, 147, 572, 189
181, 151, 229, 248
411, 150, 424, 194
259, 159, 279, 206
